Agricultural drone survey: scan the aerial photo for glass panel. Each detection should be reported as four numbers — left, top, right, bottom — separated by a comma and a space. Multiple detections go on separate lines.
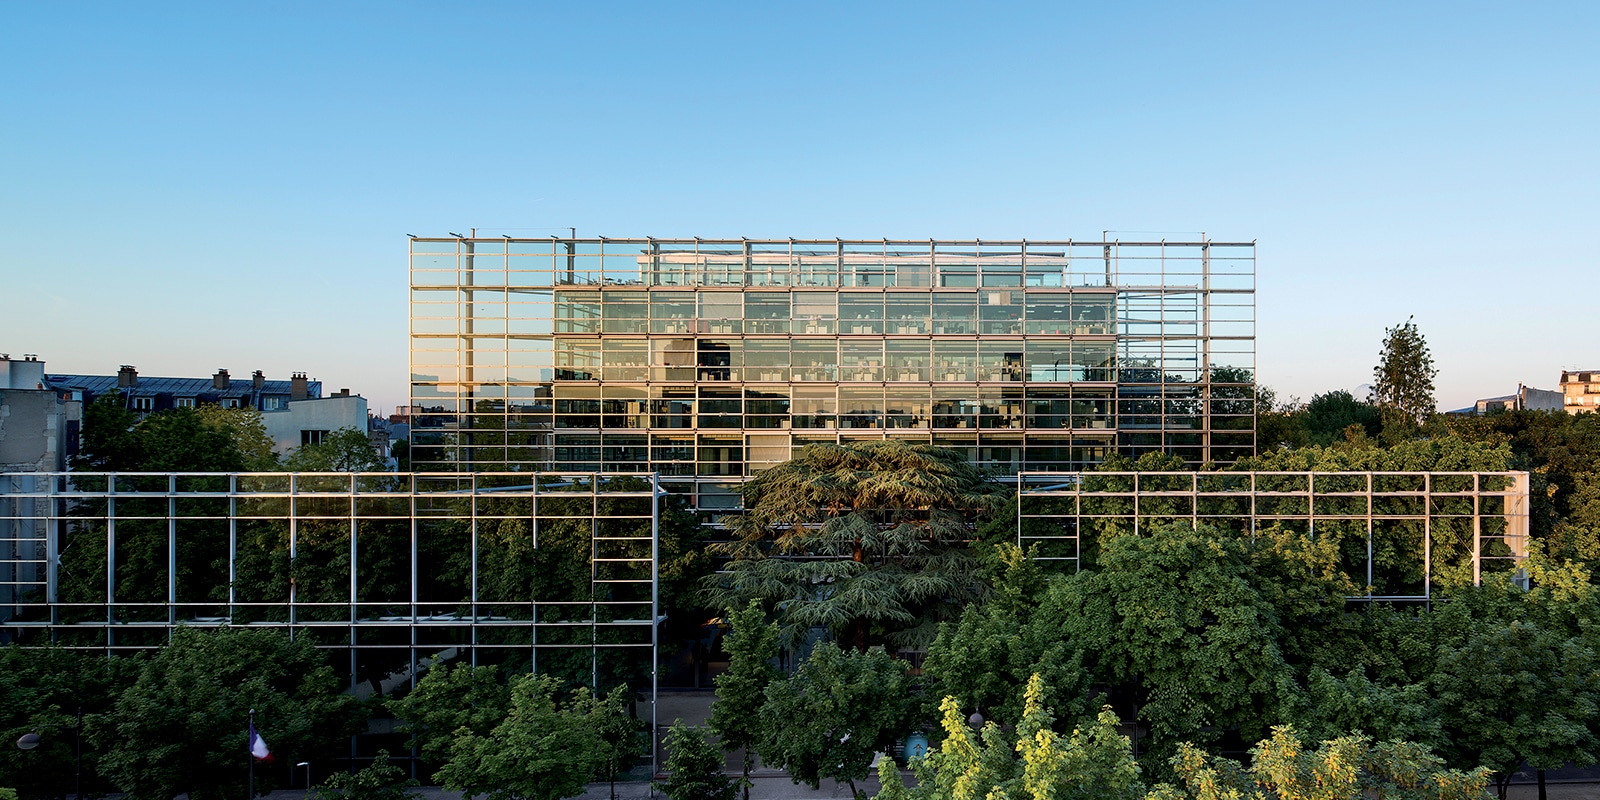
601, 290, 647, 333
932, 341, 977, 381
793, 291, 837, 334
1024, 340, 1074, 382
743, 340, 790, 382
979, 290, 1022, 334
697, 340, 740, 381
978, 340, 1023, 382
839, 294, 884, 335
839, 386, 883, 429
932, 293, 976, 335
555, 340, 599, 381
885, 340, 930, 381
886, 386, 930, 429
841, 340, 883, 381
744, 292, 791, 334
791, 340, 838, 381
699, 294, 742, 334
649, 292, 696, 334
885, 292, 930, 334
1025, 293, 1073, 334
1073, 293, 1114, 335
555, 291, 601, 333
792, 385, 836, 429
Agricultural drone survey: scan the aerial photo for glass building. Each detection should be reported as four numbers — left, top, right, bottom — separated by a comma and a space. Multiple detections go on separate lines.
409, 238, 1256, 508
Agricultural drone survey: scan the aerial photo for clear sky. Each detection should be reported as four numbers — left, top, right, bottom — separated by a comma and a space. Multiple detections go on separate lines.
2, 2, 1595, 414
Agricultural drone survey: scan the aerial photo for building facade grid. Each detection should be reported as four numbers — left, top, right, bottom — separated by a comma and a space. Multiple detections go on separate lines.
409, 237, 1255, 506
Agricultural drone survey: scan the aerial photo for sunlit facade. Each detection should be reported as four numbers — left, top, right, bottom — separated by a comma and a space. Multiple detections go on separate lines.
409, 238, 1256, 507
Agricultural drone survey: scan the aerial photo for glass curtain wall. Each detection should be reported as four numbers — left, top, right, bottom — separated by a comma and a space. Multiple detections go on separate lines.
411, 239, 1255, 503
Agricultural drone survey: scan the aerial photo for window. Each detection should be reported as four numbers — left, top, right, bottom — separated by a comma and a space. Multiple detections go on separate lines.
263, 396, 284, 411
221, 398, 240, 409
301, 429, 329, 446
131, 396, 153, 412
174, 397, 196, 408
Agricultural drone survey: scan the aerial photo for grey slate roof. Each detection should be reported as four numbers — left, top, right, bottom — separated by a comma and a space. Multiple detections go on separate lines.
46, 374, 322, 398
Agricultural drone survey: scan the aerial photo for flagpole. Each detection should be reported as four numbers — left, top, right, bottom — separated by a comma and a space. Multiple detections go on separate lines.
248, 708, 255, 800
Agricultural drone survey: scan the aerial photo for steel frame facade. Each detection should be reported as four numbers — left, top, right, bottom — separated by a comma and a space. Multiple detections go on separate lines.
409, 237, 1256, 509
1018, 470, 1531, 601
0, 470, 660, 757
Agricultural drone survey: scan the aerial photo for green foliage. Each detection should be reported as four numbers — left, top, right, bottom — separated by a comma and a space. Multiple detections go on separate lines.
388, 662, 511, 766
1148, 726, 1491, 800
708, 602, 780, 798
73, 391, 143, 470
0, 788, 17, 800
923, 544, 1094, 728
1041, 522, 1292, 770
434, 673, 639, 800
284, 427, 388, 471
311, 750, 418, 800
72, 393, 278, 471
706, 440, 1002, 649
758, 642, 915, 795
876, 674, 1143, 800
94, 626, 361, 800
1425, 561, 1600, 797
0, 645, 137, 798
1370, 316, 1438, 426
658, 721, 737, 800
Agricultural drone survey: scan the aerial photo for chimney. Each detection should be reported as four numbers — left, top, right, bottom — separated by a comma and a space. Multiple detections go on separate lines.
117, 365, 138, 388
252, 370, 264, 389
334, 388, 351, 398
213, 368, 230, 390
291, 372, 308, 401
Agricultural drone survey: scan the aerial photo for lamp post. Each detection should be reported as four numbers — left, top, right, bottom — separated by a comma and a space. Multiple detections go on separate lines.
296, 761, 311, 796
15, 705, 83, 800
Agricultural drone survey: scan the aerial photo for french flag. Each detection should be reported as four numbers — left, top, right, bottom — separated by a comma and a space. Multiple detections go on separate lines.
248, 720, 272, 763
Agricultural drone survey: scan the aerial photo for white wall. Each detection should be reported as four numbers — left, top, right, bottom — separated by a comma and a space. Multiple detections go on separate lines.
262, 395, 368, 453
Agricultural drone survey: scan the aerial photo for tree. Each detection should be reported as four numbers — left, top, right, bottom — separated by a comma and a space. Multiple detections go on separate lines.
388, 662, 511, 767
72, 396, 276, 472
1148, 726, 1491, 800
0, 645, 138, 798
708, 602, 780, 800
194, 405, 278, 469
1370, 317, 1438, 426
72, 390, 141, 471
1429, 561, 1600, 799
434, 673, 610, 800
1040, 522, 1293, 770
875, 674, 1143, 800
94, 626, 361, 800
757, 642, 914, 797
922, 544, 1095, 729
311, 750, 418, 800
284, 427, 387, 472
705, 440, 1002, 650
657, 721, 737, 800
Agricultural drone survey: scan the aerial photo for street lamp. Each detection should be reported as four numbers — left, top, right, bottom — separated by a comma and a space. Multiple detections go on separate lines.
15, 705, 83, 800
297, 762, 311, 796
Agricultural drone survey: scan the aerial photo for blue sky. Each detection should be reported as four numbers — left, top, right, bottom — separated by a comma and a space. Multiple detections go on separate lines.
2, 2, 1596, 413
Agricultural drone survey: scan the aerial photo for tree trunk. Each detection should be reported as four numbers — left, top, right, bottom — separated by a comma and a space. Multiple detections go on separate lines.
1538, 768, 1547, 800
742, 747, 754, 800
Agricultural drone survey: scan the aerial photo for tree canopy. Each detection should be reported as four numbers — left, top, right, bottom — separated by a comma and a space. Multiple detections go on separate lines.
1369, 316, 1438, 426
705, 440, 1003, 649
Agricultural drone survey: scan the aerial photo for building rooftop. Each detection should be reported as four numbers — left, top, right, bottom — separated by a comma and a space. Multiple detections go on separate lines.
47, 373, 320, 398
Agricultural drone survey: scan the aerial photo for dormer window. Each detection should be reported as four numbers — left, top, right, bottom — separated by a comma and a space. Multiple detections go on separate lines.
175, 397, 195, 408
132, 396, 153, 412
221, 398, 240, 409
263, 396, 283, 411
